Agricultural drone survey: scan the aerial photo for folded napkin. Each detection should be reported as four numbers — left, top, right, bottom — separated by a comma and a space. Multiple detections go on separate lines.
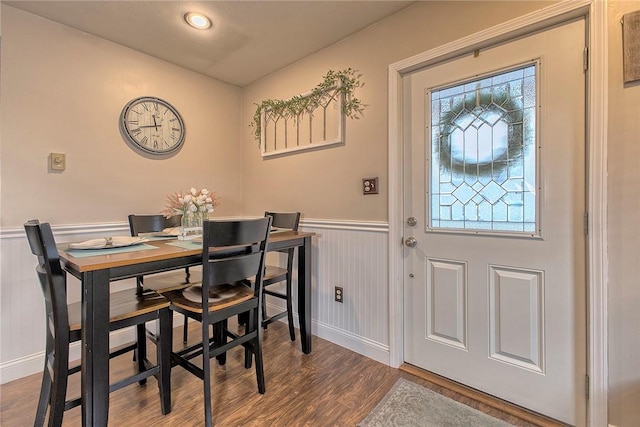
68, 236, 147, 250
162, 227, 181, 236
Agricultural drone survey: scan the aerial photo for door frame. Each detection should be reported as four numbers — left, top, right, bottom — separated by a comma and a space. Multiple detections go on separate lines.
387, 1, 608, 426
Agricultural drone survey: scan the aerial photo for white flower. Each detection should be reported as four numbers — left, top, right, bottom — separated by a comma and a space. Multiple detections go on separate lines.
162, 187, 219, 219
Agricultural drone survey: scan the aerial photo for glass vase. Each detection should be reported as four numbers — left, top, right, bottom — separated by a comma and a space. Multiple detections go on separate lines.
180, 210, 195, 228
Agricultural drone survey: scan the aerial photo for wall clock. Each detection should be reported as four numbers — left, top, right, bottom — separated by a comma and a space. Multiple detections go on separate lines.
119, 96, 185, 155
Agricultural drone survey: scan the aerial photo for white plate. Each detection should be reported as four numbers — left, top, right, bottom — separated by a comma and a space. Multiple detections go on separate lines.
67, 236, 147, 250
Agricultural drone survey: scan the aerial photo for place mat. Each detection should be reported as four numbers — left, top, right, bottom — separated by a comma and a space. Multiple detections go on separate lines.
64, 243, 158, 258
166, 240, 202, 250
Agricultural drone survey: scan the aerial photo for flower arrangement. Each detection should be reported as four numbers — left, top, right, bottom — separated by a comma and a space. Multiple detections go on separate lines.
161, 187, 220, 227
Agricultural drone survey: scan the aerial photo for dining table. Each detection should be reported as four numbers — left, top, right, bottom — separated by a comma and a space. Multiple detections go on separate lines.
58, 229, 315, 427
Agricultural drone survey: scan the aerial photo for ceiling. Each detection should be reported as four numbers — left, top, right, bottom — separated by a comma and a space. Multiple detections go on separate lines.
5, 1, 414, 87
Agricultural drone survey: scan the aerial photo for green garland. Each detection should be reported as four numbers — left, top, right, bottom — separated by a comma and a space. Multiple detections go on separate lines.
250, 68, 366, 145
436, 90, 525, 176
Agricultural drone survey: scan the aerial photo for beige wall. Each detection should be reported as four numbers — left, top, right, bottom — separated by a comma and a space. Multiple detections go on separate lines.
1, 6, 243, 228
607, 2, 640, 426
241, 1, 554, 220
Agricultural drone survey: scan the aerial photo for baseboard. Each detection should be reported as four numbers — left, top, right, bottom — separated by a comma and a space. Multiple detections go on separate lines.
264, 300, 390, 365
2, 309, 390, 384
0, 312, 187, 385
312, 319, 390, 365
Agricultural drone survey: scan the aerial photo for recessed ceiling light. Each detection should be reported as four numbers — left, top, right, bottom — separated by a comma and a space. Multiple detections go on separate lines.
184, 12, 212, 30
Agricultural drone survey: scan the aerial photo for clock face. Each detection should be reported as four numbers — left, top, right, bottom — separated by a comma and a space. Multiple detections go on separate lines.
120, 97, 185, 155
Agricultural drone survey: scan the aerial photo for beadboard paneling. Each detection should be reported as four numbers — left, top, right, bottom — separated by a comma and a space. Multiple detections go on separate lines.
1, 219, 390, 383
0, 223, 139, 383
262, 220, 390, 363
302, 222, 389, 363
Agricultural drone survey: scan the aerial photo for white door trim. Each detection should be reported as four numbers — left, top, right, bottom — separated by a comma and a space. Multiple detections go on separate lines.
387, 1, 608, 426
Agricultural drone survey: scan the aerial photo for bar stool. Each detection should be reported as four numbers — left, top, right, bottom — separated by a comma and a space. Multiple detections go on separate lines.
24, 220, 172, 426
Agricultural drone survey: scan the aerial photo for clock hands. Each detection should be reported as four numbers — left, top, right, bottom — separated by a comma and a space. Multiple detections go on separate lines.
138, 115, 161, 129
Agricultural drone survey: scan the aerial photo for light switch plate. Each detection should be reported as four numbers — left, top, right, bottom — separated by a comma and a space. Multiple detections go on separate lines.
363, 177, 378, 195
49, 153, 66, 171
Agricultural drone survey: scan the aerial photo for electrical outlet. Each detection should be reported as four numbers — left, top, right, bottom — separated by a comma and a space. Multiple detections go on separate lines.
363, 177, 378, 195
334, 286, 344, 303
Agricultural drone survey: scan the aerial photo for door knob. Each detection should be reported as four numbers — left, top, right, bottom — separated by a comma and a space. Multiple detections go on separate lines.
404, 237, 417, 247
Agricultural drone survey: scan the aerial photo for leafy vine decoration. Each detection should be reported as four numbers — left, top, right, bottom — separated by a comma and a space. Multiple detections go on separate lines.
250, 68, 366, 146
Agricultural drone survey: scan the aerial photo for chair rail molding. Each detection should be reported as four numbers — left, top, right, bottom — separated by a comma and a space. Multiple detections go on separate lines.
388, 1, 607, 426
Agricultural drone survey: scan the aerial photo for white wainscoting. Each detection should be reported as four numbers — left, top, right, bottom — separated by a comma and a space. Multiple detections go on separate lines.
0, 219, 390, 384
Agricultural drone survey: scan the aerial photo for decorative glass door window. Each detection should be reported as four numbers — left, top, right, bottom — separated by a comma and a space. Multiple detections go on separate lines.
428, 63, 539, 235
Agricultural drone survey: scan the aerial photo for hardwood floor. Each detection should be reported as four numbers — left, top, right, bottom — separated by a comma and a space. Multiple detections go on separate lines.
1, 320, 554, 426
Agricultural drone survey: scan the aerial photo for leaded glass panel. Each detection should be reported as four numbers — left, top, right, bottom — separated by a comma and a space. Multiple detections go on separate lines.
428, 64, 537, 234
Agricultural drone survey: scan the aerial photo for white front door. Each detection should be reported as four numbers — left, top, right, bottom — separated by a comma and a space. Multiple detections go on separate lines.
402, 19, 586, 425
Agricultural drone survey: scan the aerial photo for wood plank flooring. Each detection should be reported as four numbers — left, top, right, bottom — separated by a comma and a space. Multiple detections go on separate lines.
1, 321, 554, 426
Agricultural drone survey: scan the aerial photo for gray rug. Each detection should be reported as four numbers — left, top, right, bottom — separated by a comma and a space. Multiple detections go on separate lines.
358, 378, 513, 427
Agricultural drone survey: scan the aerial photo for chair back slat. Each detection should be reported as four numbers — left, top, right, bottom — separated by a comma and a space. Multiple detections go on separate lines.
24, 219, 45, 258
265, 212, 300, 257
206, 252, 263, 286
24, 220, 70, 348
204, 218, 271, 248
201, 218, 271, 301
128, 214, 181, 236
24, 220, 66, 284
265, 212, 300, 230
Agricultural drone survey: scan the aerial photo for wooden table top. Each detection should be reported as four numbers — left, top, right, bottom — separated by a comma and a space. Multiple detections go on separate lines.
58, 230, 315, 273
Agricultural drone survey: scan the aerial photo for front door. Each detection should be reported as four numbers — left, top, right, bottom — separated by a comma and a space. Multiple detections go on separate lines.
402, 19, 586, 425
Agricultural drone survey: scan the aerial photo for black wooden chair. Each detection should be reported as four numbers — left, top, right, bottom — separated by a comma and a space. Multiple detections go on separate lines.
24, 220, 172, 427
261, 211, 300, 341
128, 214, 201, 344
162, 217, 271, 427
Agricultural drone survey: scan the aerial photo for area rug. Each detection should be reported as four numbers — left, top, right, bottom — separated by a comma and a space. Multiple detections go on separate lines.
358, 378, 512, 427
